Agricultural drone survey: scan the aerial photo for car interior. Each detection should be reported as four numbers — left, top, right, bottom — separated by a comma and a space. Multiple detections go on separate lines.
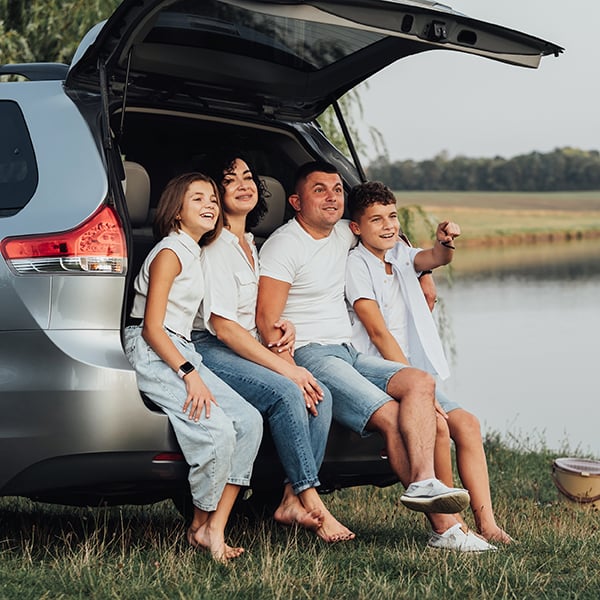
116, 108, 335, 315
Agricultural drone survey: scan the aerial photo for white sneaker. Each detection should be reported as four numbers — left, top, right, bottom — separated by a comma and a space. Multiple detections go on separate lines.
427, 524, 497, 552
400, 478, 470, 514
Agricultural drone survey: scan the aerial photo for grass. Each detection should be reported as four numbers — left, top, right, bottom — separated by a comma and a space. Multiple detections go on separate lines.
1, 437, 599, 599
393, 191, 600, 246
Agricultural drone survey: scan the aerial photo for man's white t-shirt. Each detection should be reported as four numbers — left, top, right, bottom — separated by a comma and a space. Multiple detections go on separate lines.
259, 218, 356, 349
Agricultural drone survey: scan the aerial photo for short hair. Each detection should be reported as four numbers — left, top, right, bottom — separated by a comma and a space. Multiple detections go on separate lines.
202, 150, 268, 231
293, 160, 340, 194
153, 172, 223, 246
347, 181, 396, 221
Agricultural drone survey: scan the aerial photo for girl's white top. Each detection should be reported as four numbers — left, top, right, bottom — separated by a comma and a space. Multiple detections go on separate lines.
130, 230, 204, 340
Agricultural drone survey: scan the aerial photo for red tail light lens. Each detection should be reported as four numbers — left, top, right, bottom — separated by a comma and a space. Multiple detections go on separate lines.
0, 205, 127, 274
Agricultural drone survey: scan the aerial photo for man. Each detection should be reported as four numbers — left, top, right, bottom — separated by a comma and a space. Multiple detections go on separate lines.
256, 161, 494, 551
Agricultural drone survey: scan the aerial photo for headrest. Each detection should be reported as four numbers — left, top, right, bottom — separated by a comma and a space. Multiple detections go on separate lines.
123, 161, 150, 227
252, 175, 287, 240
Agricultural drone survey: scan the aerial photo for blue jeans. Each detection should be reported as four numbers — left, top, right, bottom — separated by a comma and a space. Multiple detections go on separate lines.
123, 326, 263, 512
294, 343, 406, 437
191, 330, 332, 494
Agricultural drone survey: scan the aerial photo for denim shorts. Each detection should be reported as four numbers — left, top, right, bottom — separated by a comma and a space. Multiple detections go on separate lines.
294, 343, 407, 437
435, 387, 461, 413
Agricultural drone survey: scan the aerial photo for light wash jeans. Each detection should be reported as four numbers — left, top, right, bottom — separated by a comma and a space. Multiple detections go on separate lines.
191, 330, 332, 494
294, 343, 406, 437
123, 326, 262, 512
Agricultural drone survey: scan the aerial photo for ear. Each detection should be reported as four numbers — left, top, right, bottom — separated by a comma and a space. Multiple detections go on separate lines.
349, 220, 361, 236
288, 194, 301, 212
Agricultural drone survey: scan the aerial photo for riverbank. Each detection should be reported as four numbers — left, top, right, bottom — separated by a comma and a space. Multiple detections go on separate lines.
1, 438, 598, 599
394, 190, 600, 247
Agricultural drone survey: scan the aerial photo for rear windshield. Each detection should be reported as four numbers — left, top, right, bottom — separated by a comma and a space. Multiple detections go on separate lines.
147, 0, 385, 71
0, 100, 38, 216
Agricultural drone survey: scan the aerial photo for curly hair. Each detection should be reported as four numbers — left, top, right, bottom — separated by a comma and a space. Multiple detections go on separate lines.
202, 151, 268, 231
347, 181, 396, 221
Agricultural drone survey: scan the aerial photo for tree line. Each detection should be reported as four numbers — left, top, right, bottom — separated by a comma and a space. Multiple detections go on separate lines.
0, 0, 120, 64
367, 148, 600, 192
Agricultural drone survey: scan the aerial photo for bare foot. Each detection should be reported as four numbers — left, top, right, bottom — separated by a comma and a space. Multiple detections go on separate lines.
274, 497, 324, 531
188, 522, 245, 562
480, 526, 514, 544
314, 509, 355, 544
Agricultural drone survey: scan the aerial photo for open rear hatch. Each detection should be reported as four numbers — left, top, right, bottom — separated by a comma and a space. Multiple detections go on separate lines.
65, 0, 563, 121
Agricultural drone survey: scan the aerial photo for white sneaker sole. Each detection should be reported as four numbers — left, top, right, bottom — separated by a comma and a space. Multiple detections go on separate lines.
400, 490, 470, 514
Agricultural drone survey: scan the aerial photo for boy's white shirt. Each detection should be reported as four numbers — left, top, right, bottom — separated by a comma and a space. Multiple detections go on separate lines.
345, 240, 450, 380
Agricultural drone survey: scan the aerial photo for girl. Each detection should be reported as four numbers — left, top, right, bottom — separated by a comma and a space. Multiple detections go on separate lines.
124, 172, 263, 561
191, 154, 354, 543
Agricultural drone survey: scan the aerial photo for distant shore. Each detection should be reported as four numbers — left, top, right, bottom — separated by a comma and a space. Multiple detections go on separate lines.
394, 190, 600, 247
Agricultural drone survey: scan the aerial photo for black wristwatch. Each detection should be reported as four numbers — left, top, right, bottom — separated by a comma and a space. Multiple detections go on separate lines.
177, 361, 195, 379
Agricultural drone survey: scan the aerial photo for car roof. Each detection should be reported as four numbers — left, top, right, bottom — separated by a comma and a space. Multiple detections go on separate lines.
66, 0, 563, 121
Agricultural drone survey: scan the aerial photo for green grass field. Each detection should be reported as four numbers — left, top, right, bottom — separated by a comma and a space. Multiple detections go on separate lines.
394, 191, 600, 246
1, 437, 599, 599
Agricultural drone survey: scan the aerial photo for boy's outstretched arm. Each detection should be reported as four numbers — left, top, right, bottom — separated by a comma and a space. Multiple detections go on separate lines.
413, 220, 460, 272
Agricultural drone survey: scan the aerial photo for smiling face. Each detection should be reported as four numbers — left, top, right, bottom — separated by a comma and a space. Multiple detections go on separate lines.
350, 201, 399, 260
290, 171, 344, 238
220, 158, 258, 219
177, 179, 220, 241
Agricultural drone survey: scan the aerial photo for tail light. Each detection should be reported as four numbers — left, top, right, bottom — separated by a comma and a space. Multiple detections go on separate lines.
0, 205, 127, 274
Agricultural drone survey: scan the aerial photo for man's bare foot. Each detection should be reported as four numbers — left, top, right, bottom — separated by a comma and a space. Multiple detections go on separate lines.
480, 526, 514, 544
274, 498, 324, 531
314, 509, 355, 544
188, 522, 245, 562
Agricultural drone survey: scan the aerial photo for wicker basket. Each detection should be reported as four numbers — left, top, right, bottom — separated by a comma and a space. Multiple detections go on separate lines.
552, 457, 600, 510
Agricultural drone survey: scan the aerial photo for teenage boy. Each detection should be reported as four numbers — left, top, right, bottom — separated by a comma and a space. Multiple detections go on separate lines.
345, 180, 511, 545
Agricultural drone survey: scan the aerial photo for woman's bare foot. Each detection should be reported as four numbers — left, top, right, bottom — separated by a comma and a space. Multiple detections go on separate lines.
274, 495, 324, 531
188, 522, 245, 562
480, 525, 514, 544
314, 509, 355, 543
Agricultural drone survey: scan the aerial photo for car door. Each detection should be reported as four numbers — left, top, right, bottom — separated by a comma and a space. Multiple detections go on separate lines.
65, 0, 563, 122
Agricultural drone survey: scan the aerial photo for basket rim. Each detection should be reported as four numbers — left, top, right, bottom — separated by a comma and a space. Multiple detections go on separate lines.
553, 457, 600, 476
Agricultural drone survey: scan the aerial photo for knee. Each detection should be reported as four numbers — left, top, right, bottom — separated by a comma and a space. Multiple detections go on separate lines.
391, 368, 436, 400
450, 410, 482, 443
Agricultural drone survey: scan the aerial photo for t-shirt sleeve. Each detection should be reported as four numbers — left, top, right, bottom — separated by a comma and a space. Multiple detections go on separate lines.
345, 251, 376, 306
258, 229, 299, 284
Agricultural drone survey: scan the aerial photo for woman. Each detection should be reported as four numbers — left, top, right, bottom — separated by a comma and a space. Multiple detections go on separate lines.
191, 153, 354, 542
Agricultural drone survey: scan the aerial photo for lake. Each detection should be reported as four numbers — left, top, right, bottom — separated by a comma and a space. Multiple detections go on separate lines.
434, 237, 600, 458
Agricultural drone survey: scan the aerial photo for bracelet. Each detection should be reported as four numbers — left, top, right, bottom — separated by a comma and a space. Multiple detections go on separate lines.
439, 240, 456, 250
419, 270, 433, 278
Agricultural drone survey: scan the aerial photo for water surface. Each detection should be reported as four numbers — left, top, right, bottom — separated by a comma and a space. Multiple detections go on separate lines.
434, 238, 600, 457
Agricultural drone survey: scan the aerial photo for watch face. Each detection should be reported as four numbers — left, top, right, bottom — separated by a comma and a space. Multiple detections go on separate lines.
181, 361, 194, 374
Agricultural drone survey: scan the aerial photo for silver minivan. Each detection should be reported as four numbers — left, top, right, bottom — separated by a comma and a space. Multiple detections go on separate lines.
0, 0, 562, 512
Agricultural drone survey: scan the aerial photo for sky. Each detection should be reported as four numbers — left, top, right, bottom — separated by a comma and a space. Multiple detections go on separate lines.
358, 0, 600, 162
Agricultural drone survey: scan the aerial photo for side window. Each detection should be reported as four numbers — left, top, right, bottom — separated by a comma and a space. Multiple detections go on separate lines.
0, 100, 38, 216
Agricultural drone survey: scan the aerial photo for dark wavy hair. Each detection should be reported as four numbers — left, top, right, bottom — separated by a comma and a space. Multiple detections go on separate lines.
153, 172, 223, 246
203, 151, 268, 232
347, 181, 396, 221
